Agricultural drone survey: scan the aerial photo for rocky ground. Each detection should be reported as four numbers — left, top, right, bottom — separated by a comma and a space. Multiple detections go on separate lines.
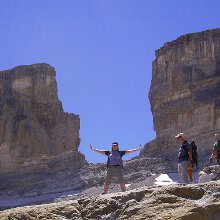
0, 157, 173, 196
0, 156, 179, 208
0, 180, 220, 220
1, 156, 218, 219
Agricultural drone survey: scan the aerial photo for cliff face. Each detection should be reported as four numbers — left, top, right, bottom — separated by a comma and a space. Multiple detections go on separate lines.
0, 64, 84, 173
143, 29, 220, 158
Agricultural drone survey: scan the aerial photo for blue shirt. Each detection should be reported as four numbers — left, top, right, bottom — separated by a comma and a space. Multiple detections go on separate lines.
105, 151, 126, 166
178, 141, 192, 162
105, 151, 126, 157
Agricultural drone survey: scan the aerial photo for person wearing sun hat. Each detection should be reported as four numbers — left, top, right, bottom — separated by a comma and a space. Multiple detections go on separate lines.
175, 133, 192, 184
209, 133, 220, 165
90, 142, 142, 194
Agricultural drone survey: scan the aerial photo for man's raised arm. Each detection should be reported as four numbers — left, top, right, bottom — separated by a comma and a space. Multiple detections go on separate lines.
125, 144, 142, 155
90, 144, 106, 155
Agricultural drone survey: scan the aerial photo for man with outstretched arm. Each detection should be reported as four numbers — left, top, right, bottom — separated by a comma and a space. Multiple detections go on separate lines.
90, 142, 142, 194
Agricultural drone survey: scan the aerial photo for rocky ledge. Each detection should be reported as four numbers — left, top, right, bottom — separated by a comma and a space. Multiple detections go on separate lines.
0, 181, 219, 220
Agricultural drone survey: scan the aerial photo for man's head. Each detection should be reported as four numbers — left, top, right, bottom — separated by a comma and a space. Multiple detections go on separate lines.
175, 133, 185, 144
215, 133, 219, 141
112, 142, 119, 151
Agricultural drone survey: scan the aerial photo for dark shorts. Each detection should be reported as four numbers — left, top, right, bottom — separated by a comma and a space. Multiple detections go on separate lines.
105, 166, 125, 185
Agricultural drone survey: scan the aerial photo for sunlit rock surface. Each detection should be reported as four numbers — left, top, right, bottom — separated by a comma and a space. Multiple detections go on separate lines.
142, 29, 220, 162
0, 64, 84, 173
0, 181, 219, 220
199, 165, 220, 183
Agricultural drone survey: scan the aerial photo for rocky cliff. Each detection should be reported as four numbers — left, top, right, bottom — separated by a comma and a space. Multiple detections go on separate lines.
0, 63, 85, 173
142, 29, 220, 160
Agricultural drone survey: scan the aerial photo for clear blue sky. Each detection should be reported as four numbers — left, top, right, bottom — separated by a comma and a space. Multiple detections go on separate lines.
0, 0, 220, 163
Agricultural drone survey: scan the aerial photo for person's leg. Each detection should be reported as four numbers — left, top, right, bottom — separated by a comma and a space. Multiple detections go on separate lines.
178, 161, 189, 184
119, 183, 126, 192
103, 184, 109, 194
181, 161, 189, 184
178, 163, 182, 183
103, 168, 113, 194
116, 166, 126, 192
187, 166, 193, 182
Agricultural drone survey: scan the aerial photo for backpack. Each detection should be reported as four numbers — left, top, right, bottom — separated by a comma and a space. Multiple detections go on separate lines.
216, 140, 220, 158
191, 141, 198, 165
107, 151, 123, 168
183, 141, 198, 166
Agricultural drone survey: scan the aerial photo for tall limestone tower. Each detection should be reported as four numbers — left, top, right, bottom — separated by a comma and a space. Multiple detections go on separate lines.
0, 64, 85, 173
142, 29, 220, 159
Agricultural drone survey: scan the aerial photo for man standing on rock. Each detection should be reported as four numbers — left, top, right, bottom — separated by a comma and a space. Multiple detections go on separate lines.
209, 134, 220, 165
175, 133, 192, 184
90, 142, 142, 194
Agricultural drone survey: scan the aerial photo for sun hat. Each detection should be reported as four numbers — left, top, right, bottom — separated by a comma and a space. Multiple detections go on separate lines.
175, 133, 185, 139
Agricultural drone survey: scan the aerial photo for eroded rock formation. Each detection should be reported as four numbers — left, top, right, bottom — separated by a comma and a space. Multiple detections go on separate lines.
0, 181, 220, 220
142, 29, 220, 161
0, 63, 85, 173
199, 165, 220, 183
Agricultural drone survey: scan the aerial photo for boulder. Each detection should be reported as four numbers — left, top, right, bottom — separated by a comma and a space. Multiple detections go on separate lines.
199, 165, 220, 183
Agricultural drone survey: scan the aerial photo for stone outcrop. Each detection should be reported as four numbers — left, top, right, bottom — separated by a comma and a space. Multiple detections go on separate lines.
0, 63, 85, 173
0, 181, 220, 220
142, 29, 220, 161
199, 165, 220, 183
